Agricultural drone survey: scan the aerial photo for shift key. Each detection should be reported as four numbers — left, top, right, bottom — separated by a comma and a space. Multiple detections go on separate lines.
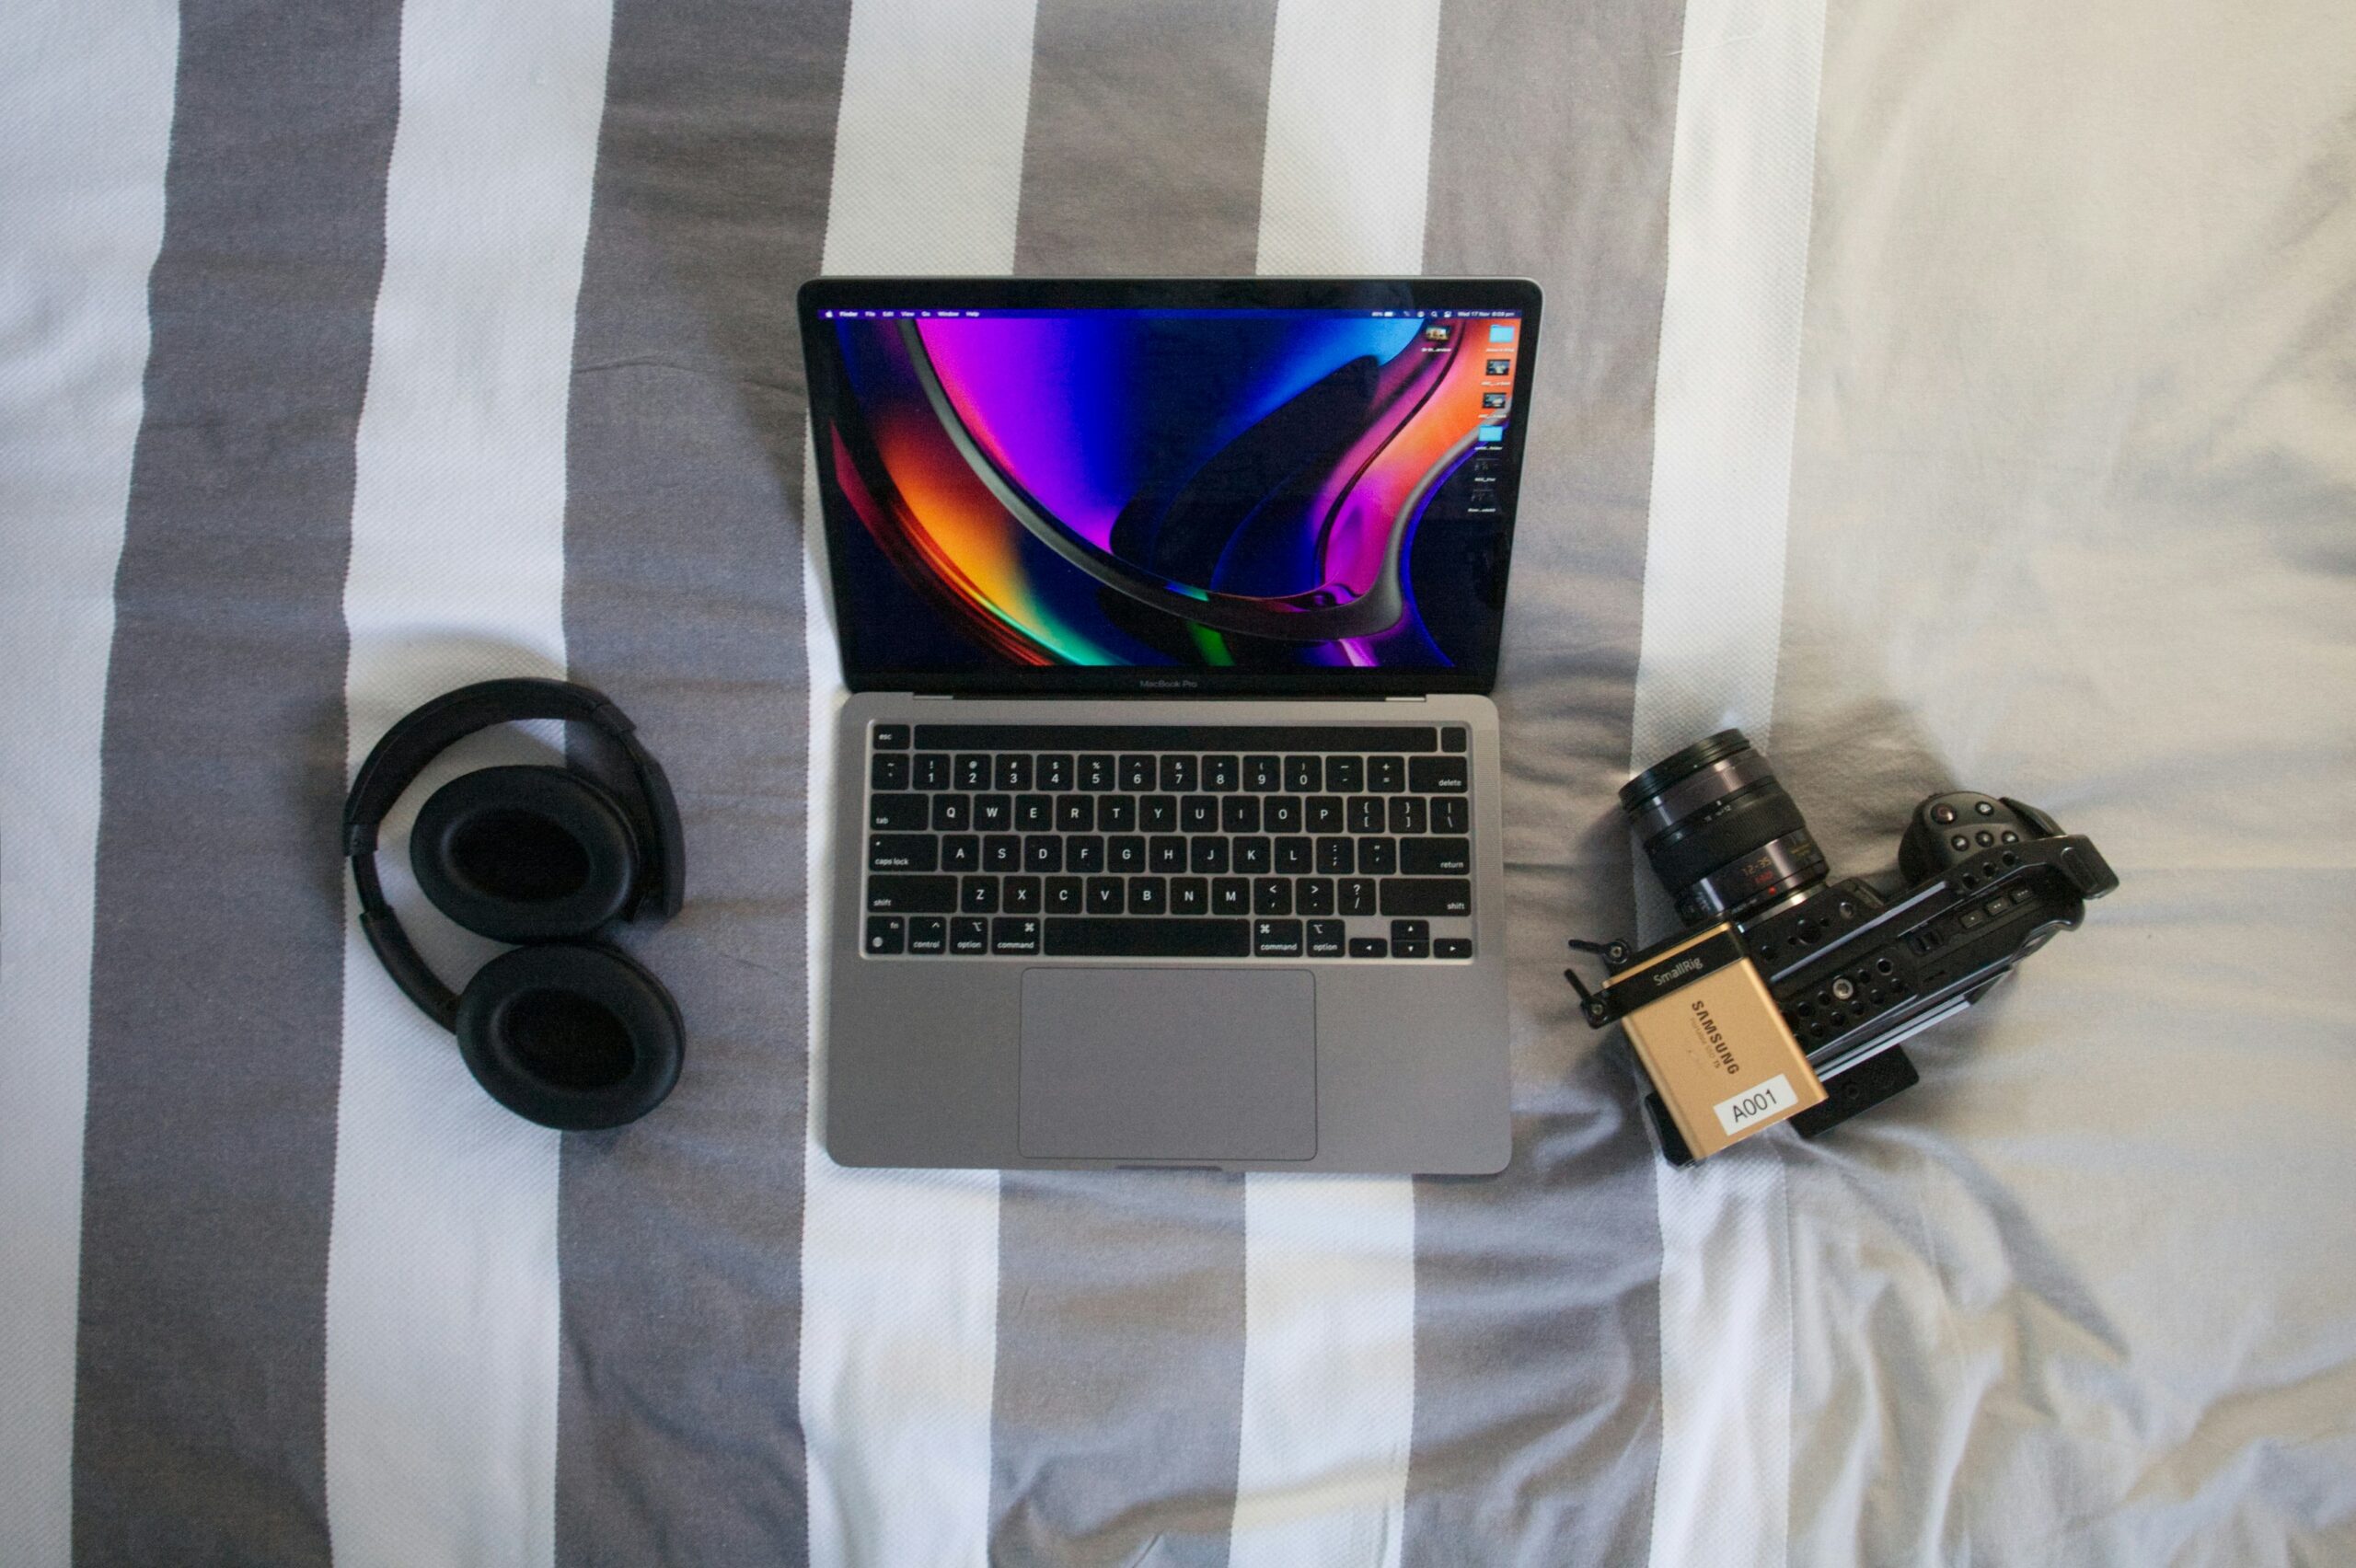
866, 873, 958, 913
1378, 878, 1472, 917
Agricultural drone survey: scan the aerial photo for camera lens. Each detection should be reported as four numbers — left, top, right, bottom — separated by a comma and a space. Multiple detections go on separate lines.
1620, 729, 1827, 926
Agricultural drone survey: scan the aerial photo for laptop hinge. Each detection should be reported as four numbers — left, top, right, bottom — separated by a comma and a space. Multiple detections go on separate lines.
910, 692, 955, 700
1384, 694, 1428, 703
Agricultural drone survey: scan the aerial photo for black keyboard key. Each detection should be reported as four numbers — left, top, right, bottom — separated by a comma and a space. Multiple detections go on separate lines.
1253, 919, 1304, 957
1080, 755, 1116, 790
984, 835, 1021, 872
975, 794, 1012, 831
1388, 797, 1426, 835
1004, 876, 1041, 914
1431, 797, 1469, 834
913, 752, 950, 790
1392, 936, 1430, 959
1068, 836, 1105, 873
955, 754, 991, 790
872, 754, 909, 790
1380, 879, 1472, 917
1149, 836, 1188, 873
868, 834, 938, 872
1245, 755, 1282, 791
864, 916, 905, 954
1409, 755, 1469, 792
1402, 837, 1471, 876
1275, 836, 1311, 874
1434, 938, 1473, 960
1348, 937, 1388, 959
951, 917, 989, 955
1057, 795, 1094, 832
1181, 795, 1218, 834
1045, 875, 1083, 915
872, 724, 910, 750
1441, 726, 1468, 754
992, 917, 1041, 955
1340, 878, 1378, 916
1285, 756, 1322, 792
1359, 837, 1398, 875
1235, 836, 1272, 873
870, 793, 930, 831
1392, 918, 1430, 945
1129, 876, 1166, 915
996, 754, 1032, 790
932, 793, 970, 831
1120, 755, 1157, 791
1222, 796, 1262, 834
1086, 876, 1126, 915
1204, 755, 1240, 791
941, 835, 980, 871
867, 874, 957, 913
1038, 754, 1074, 790
1316, 837, 1355, 875
1307, 919, 1346, 957
960, 876, 1000, 914
1297, 877, 1334, 916
1172, 877, 1207, 915
1160, 755, 1196, 792
1013, 795, 1050, 832
1253, 877, 1292, 916
1212, 877, 1251, 915
1348, 797, 1384, 834
1265, 796, 1303, 833
1099, 795, 1137, 833
908, 916, 947, 955
1108, 836, 1146, 873
1368, 756, 1404, 792
1044, 918, 1250, 958
1325, 756, 1363, 792
1307, 796, 1344, 834
1142, 795, 1178, 832
1190, 837, 1230, 874
1025, 836, 1062, 872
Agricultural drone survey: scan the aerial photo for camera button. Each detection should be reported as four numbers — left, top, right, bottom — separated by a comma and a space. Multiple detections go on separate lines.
1960, 908, 1985, 930
1932, 804, 1958, 824
2002, 830, 2020, 844
1976, 829, 1995, 847
1949, 834, 1969, 852
1974, 800, 1996, 815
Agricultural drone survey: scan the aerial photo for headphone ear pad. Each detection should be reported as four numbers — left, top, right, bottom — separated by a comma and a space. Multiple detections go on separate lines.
453, 943, 683, 1131
412, 765, 639, 943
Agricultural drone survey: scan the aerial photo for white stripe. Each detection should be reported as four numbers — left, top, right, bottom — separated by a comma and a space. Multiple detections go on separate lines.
1230, 6, 1442, 1563
0, 3, 177, 1561
323, 0, 611, 1562
798, 4, 1034, 1563
1634, 0, 1826, 1565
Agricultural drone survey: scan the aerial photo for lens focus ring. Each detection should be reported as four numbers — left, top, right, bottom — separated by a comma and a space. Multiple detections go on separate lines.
1621, 731, 1827, 927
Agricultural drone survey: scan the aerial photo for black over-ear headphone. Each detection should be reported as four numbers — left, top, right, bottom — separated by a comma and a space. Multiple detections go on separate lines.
343, 677, 687, 1130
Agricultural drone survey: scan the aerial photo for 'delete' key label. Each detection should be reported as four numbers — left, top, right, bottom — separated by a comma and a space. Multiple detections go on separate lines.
1714, 1073, 1798, 1137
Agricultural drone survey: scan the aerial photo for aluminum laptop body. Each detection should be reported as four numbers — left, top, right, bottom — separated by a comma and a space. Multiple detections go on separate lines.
802, 277, 1540, 1173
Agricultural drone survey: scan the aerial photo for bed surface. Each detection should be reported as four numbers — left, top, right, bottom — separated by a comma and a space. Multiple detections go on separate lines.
3, 0, 2351, 1563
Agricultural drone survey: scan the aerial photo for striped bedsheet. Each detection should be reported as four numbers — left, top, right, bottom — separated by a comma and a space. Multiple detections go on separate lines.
3, 0, 2351, 1563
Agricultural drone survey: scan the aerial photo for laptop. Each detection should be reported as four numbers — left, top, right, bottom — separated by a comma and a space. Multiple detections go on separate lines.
801, 277, 1539, 1173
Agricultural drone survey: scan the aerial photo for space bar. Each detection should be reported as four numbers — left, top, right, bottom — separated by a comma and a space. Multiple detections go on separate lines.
1043, 918, 1252, 957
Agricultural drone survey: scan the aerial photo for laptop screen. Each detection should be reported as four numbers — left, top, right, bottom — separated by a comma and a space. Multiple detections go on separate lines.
801, 279, 1540, 695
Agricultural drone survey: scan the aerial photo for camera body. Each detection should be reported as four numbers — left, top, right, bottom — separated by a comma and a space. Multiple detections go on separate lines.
1570, 732, 2118, 1164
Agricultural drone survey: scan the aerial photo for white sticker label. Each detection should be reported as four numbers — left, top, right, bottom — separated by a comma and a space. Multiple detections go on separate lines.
1714, 1074, 1797, 1137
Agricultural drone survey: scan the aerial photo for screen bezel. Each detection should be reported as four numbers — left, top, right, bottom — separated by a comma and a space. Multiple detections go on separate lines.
799, 275, 1542, 697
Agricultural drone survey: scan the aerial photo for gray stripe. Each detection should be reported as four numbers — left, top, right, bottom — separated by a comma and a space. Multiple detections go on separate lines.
1399, 0, 1683, 1562
553, 1, 854, 1562
988, 6, 1282, 1561
1013, 0, 1281, 275
70, 4, 402, 1563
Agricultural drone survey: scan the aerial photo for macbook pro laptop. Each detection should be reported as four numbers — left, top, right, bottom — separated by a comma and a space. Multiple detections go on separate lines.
802, 277, 1540, 1173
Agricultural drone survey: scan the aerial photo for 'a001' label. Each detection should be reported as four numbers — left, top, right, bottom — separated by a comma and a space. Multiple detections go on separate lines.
1714, 1074, 1796, 1137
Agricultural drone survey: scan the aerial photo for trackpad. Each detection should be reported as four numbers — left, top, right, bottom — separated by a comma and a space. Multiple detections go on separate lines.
1019, 968, 1316, 1161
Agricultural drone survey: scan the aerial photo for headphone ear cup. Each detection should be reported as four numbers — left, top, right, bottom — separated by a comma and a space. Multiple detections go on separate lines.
453, 943, 683, 1131
411, 765, 640, 943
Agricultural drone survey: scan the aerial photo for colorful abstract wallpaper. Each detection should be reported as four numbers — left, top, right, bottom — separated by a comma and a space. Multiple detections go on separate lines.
815, 307, 1523, 675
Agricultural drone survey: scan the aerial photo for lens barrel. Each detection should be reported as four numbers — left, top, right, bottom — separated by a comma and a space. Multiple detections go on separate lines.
1620, 730, 1826, 926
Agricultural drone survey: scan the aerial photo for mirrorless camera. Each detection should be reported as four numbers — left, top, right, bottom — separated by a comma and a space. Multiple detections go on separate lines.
1565, 730, 2119, 1164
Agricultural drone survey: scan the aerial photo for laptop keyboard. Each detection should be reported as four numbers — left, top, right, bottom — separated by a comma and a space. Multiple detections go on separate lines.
860, 721, 1475, 961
